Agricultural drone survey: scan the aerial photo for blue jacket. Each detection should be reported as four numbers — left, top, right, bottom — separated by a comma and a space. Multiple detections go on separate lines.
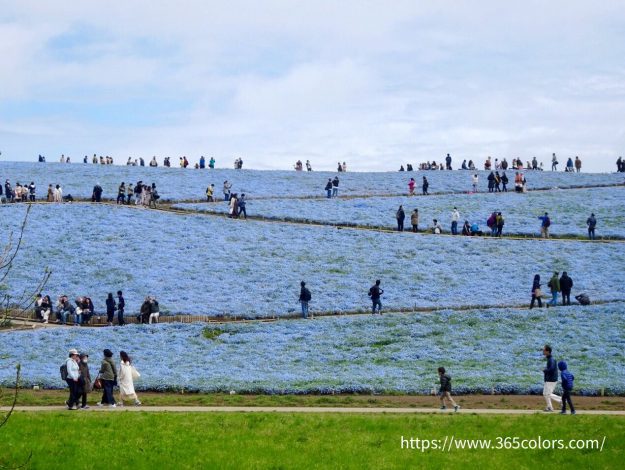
558, 361, 574, 391
544, 355, 558, 382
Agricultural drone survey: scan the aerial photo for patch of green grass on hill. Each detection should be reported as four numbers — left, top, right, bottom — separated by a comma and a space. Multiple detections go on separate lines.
1, 412, 623, 469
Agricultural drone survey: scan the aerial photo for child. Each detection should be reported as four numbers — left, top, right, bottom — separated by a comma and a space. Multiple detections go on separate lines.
558, 361, 576, 415
438, 367, 460, 412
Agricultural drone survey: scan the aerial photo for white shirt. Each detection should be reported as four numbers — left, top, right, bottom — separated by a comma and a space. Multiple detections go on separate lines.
451, 210, 460, 222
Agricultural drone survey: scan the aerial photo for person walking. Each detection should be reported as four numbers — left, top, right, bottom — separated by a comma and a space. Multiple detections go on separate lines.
105, 293, 116, 326
559, 272, 573, 306
542, 344, 562, 412
410, 209, 419, 232
538, 212, 551, 238
117, 183, 126, 204
529, 274, 542, 309
368, 280, 383, 314
501, 172, 508, 192
206, 184, 215, 202
396, 205, 405, 232
495, 212, 505, 237
65, 349, 81, 410
98, 349, 117, 408
117, 290, 125, 326
238, 194, 247, 219
586, 213, 597, 240
325, 178, 332, 198
408, 177, 415, 196
78, 353, 92, 409
223, 181, 232, 201
332, 176, 339, 197
126, 183, 134, 205
451, 207, 460, 235
298, 281, 312, 319
558, 361, 576, 414
422, 176, 429, 195
438, 367, 460, 412
546, 271, 560, 308
118, 351, 142, 406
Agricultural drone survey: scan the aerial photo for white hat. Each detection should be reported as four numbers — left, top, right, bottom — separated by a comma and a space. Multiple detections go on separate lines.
68, 348, 79, 355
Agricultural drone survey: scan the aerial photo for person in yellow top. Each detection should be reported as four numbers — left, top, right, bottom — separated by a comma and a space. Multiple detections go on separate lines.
206, 184, 215, 202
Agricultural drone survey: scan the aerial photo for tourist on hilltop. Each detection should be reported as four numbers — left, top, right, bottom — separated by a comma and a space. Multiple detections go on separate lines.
337, 162, 343, 172
126, 183, 134, 205
324, 178, 332, 198
209, 157, 215, 169
368, 280, 384, 315
529, 274, 543, 309
342, 162, 347, 172
139, 157, 145, 166
437, 367, 460, 412
77, 353, 92, 409
83, 155, 88, 164
461, 220, 471, 236
306, 160, 312, 171
238, 194, 247, 219
542, 344, 561, 412
494, 158, 500, 170
139, 297, 151, 324
546, 271, 560, 308
551, 153, 558, 171
126, 157, 133, 166
183, 156, 189, 168
484, 156, 492, 171
206, 184, 215, 202
538, 212, 551, 238
408, 177, 415, 196
116, 291, 125, 326
298, 281, 312, 319
148, 297, 160, 324
399, 165, 405, 171
164, 157, 171, 167
228, 193, 239, 218
294, 160, 303, 171
468, 160, 475, 171
616, 156, 624, 172
451, 207, 460, 235
501, 158, 508, 170
180, 157, 184, 168
558, 361, 576, 414
565, 157, 574, 172
514, 172, 523, 192
117, 183, 126, 204
495, 212, 505, 237
199, 156, 205, 169
461, 159, 468, 170
531, 156, 538, 170
422, 176, 429, 195
574, 156, 582, 173
471, 173, 478, 193
487, 171, 495, 193
559, 272, 573, 306
13, 183, 22, 202
105, 293, 116, 326
586, 213, 597, 240
431, 219, 442, 234
149, 156, 158, 167
410, 208, 419, 232
118, 351, 142, 406
98, 349, 117, 408
501, 171, 508, 192
223, 181, 232, 201
396, 205, 405, 231
60, 154, 66, 163
64, 349, 81, 410
332, 176, 340, 197
38, 154, 46, 162
92, 183, 103, 202
445, 153, 452, 170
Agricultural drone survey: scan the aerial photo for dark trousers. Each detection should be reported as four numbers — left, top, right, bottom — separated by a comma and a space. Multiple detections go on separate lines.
562, 292, 571, 306
107, 310, 115, 323
496, 225, 503, 237
412, 224, 418, 233
239, 207, 247, 219
117, 194, 125, 204
530, 294, 542, 309
66, 379, 80, 407
118, 309, 125, 326
397, 220, 404, 231
101, 379, 116, 405
451, 221, 458, 235
126, 195, 132, 204
78, 388, 88, 407
588, 228, 595, 240
561, 390, 575, 412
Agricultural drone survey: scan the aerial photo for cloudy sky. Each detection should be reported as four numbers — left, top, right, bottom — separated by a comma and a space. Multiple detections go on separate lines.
1, 1, 624, 171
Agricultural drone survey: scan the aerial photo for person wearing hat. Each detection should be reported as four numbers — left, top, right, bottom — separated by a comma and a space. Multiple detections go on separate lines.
98, 349, 117, 407
78, 353, 92, 409
65, 349, 81, 410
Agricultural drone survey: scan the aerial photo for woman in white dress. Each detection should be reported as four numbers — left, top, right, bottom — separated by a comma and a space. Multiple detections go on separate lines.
118, 351, 141, 406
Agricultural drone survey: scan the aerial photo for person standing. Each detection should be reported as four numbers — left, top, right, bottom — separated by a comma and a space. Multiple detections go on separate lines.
438, 367, 460, 412
542, 345, 562, 412
445, 153, 452, 170
410, 209, 419, 232
325, 178, 332, 198
586, 213, 597, 240
559, 272, 573, 306
306, 160, 312, 171
551, 153, 558, 171
422, 176, 429, 195
546, 271, 560, 308
206, 184, 215, 202
92, 183, 103, 202
149, 297, 160, 324
451, 207, 460, 235
117, 290, 125, 326
368, 280, 383, 314
495, 212, 505, 237
223, 181, 232, 201
65, 349, 81, 410
298, 281, 312, 319
471, 174, 478, 193
118, 351, 142, 406
501, 172, 508, 192
538, 212, 551, 238
98, 349, 117, 407
332, 176, 339, 197
238, 194, 247, 219
117, 183, 126, 204
126, 183, 134, 205
408, 177, 415, 196
574, 156, 582, 173
558, 361, 576, 414
28, 181, 36, 201
78, 353, 92, 409
209, 157, 215, 169
105, 293, 116, 326
396, 205, 405, 232
530, 275, 542, 309
199, 156, 205, 169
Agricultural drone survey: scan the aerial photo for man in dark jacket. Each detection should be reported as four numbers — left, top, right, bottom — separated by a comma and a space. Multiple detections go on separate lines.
332, 176, 339, 198
368, 280, 384, 314
117, 291, 125, 326
92, 183, 103, 202
546, 271, 560, 307
298, 281, 312, 319
542, 344, 561, 411
324, 179, 332, 198
586, 213, 597, 240
396, 205, 405, 231
438, 367, 459, 411
559, 272, 573, 306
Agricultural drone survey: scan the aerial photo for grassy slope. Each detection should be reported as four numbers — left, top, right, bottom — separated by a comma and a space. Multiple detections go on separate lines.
1, 412, 623, 469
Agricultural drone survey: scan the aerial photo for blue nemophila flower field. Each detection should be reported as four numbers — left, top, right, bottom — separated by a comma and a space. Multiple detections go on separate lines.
1, 203, 623, 317
177, 186, 625, 238
0, 304, 622, 395
1, 161, 622, 201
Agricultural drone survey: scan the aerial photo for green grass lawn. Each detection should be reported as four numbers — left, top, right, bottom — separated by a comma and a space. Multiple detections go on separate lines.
1, 412, 623, 469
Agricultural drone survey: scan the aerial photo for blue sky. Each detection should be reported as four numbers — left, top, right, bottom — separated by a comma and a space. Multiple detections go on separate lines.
1, 0, 624, 171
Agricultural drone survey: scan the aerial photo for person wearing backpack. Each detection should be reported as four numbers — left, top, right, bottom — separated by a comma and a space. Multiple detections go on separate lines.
63, 349, 81, 410
558, 361, 576, 414
298, 281, 312, 319
546, 272, 560, 308
368, 280, 384, 314
559, 272, 573, 306
538, 212, 551, 238
586, 213, 597, 240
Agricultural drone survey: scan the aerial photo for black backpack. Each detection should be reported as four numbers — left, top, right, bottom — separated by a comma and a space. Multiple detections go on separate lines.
60, 363, 68, 381
302, 288, 312, 302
